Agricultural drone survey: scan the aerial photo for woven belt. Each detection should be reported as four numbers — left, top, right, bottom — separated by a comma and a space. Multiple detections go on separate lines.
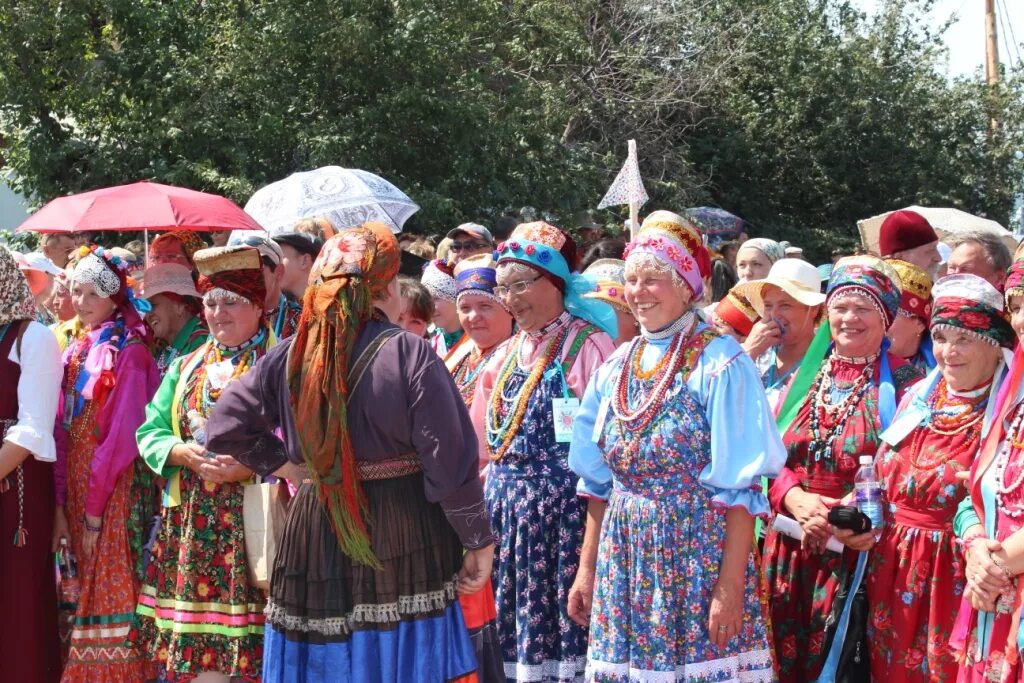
302, 455, 423, 484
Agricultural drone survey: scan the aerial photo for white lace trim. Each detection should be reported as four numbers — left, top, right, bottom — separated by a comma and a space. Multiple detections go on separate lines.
504, 657, 587, 682
73, 253, 120, 297
264, 581, 458, 636
586, 649, 774, 682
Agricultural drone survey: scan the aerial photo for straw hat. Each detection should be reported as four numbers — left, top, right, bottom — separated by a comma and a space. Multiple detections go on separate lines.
139, 263, 200, 300
734, 258, 826, 316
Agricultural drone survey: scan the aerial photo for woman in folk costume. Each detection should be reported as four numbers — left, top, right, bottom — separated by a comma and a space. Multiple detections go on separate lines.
134, 246, 272, 682
0, 248, 64, 682
446, 253, 514, 683
950, 254, 1024, 682
138, 263, 209, 377
580, 258, 639, 348
205, 222, 495, 682
885, 259, 936, 373
471, 221, 617, 682
567, 211, 784, 682
865, 274, 1012, 682
761, 255, 924, 683
55, 245, 160, 683
424, 257, 469, 359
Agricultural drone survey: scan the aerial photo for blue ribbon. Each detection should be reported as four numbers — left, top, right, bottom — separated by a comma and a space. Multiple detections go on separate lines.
498, 238, 618, 338
816, 551, 868, 683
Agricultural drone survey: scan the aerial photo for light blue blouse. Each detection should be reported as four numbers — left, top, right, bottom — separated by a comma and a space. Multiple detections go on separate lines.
568, 325, 787, 517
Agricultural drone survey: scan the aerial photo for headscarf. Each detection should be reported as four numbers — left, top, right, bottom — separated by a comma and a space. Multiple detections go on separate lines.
454, 253, 504, 309
581, 258, 628, 313
0, 248, 37, 326
886, 259, 933, 323
826, 255, 902, 328
623, 210, 711, 299
930, 273, 1014, 348
287, 222, 400, 568
193, 246, 267, 307
150, 230, 207, 267
739, 237, 785, 264
421, 259, 458, 302
497, 221, 616, 336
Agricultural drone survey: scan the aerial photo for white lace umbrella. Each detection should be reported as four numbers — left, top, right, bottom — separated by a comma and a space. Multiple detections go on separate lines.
243, 167, 419, 235
858, 206, 1017, 256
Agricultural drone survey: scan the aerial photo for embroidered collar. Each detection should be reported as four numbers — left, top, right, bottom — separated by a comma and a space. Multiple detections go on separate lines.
527, 310, 571, 340
832, 349, 882, 365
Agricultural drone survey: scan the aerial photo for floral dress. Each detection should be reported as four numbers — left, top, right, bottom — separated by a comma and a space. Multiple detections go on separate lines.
570, 323, 784, 681
134, 336, 270, 682
868, 374, 989, 682
484, 327, 596, 682
762, 353, 922, 683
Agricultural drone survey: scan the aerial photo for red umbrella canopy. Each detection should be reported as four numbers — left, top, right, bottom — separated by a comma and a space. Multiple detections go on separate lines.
17, 180, 265, 233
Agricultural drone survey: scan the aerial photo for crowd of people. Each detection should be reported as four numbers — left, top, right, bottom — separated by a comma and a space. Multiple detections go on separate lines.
3, 205, 1024, 683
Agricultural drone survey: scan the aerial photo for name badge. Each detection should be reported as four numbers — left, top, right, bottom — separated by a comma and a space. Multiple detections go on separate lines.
552, 398, 581, 443
205, 359, 235, 391
881, 404, 927, 447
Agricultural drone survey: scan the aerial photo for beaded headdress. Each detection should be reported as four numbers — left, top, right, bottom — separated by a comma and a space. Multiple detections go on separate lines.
1004, 244, 1024, 304
623, 210, 711, 299
886, 259, 933, 323
826, 255, 902, 328
930, 273, 1014, 348
421, 259, 458, 302
454, 253, 504, 308
496, 221, 617, 336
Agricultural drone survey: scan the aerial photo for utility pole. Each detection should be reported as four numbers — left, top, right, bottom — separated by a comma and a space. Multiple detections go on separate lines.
985, 0, 1000, 134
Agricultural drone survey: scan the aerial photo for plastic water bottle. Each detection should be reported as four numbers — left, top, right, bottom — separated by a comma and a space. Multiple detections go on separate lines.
854, 455, 884, 536
187, 409, 207, 447
57, 538, 80, 608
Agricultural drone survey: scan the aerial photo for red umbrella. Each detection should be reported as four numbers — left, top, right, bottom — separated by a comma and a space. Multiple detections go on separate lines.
17, 180, 264, 233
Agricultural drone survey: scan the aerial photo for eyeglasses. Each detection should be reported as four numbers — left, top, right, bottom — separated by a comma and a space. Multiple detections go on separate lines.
450, 240, 488, 252
494, 274, 542, 299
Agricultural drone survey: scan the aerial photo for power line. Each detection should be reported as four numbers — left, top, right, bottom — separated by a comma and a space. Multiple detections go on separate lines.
996, 0, 1022, 67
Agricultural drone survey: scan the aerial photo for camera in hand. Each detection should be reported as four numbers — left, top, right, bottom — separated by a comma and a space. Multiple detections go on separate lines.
827, 505, 873, 534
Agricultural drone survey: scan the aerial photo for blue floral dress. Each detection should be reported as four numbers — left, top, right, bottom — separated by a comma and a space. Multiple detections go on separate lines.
570, 324, 785, 682
485, 333, 592, 682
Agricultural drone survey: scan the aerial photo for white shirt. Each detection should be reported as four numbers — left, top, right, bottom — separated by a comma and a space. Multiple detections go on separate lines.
4, 321, 61, 462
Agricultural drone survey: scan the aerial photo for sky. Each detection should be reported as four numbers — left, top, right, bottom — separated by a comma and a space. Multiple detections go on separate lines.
853, 0, 1023, 78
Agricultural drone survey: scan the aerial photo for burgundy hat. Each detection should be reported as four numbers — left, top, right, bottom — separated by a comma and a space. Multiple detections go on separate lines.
878, 210, 938, 257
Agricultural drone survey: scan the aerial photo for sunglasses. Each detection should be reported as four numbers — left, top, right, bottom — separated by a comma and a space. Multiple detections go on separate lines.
450, 240, 488, 251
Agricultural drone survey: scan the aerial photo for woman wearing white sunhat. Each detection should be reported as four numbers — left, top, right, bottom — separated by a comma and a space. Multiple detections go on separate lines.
734, 258, 826, 412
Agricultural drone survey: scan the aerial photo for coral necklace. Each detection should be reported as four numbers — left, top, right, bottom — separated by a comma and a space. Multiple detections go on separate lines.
486, 326, 569, 460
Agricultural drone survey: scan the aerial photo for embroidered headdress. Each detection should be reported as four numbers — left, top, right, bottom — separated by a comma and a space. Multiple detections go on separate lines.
930, 273, 1013, 348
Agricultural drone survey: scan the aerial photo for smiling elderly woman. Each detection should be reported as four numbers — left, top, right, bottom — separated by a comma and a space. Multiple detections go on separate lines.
761, 255, 924, 683
567, 211, 785, 682
863, 273, 1012, 683
134, 246, 273, 682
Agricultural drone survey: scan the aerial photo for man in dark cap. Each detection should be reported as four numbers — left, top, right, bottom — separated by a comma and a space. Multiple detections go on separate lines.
878, 209, 942, 278
272, 231, 323, 301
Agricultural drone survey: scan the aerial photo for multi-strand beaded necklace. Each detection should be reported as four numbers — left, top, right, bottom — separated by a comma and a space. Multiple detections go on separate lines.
806, 353, 877, 462
996, 405, 1024, 519
486, 325, 569, 461
907, 379, 988, 471
189, 328, 267, 417
452, 345, 499, 407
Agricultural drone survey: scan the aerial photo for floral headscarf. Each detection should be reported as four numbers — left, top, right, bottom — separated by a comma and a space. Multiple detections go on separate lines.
930, 274, 1014, 348
0, 248, 37, 326
150, 230, 207, 267
287, 221, 400, 568
739, 238, 785, 264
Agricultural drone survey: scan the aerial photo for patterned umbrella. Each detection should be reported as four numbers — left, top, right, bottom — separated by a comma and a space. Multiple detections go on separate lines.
244, 166, 419, 235
685, 207, 746, 250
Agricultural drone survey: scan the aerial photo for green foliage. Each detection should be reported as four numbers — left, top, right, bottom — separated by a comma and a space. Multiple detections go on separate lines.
0, 0, 1022, 262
